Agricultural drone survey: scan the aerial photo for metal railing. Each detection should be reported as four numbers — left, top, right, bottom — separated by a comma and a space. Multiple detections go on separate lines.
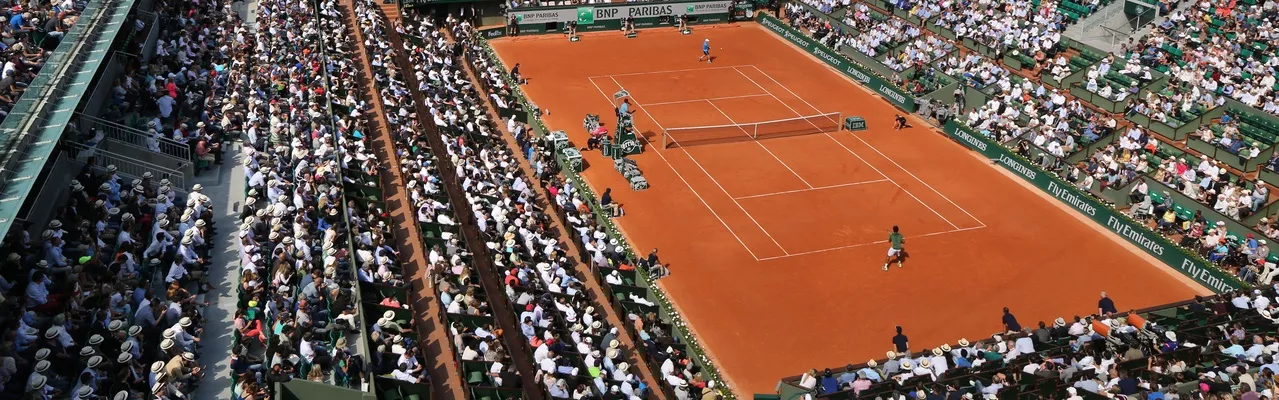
77, 112, 192, 161
60, 140, 186, 189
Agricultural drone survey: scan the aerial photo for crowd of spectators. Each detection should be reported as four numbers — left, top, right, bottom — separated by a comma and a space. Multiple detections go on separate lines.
840, 13, 919, 59
1193, 117, 1266, 161
0, 0, 76, 122
968, 79, 1119, 166
784, 2, 847, 51
939, 52, 1011, 91
792, 289, 1279, 400
92, 0, 237, 175
923, 0, 1068, 61
801, 0, 851, 14
0, 0, 246, 396
385, 9, 662, 397
372, 4, 506, 386
1132, 83, 1218, 128
883, 35, 953, 72
1149, 154, 1264, 222
1128, 0, 1279, 116
226, 0, 384, 394
0, 149, 217, 399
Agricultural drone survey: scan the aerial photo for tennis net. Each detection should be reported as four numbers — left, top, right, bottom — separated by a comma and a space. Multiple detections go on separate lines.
661, 112, 843, 149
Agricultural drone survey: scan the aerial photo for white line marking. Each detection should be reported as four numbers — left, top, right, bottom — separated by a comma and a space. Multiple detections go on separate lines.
756, 226, 986, 261
703, 99, 814, 189
643, 93, 772, 107
585, 77, 766, 259
733, 179, 890, 200
730, 65, 961, 230
588, 65, 746, 80
608, 75, 789, 256
744, 65, 987, 229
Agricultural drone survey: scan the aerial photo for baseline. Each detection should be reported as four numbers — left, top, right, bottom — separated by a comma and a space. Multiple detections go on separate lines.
755, 226, 987, 262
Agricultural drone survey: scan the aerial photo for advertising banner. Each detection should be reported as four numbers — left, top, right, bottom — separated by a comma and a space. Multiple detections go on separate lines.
508, 1, 733, 24
755, 14, 916, 112
943, 121, 1244, 293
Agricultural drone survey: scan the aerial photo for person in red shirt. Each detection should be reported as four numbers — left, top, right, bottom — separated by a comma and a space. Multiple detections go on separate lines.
165, 77, 178, 99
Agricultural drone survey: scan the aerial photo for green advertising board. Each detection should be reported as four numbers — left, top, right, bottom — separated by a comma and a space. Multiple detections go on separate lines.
508, 0, 732, 27
507, 2, 731, 34
942, 121, 1244, 293
755, 13, 916, 112
478, 27, 505, 39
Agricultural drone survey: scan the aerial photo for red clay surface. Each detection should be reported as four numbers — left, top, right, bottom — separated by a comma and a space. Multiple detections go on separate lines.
489, 23, 1208, 395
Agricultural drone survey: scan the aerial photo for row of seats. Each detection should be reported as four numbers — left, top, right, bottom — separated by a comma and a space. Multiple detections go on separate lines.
229, 0, 378, 397
1134, 1, 1279, 115
351, 5, 500, 400
791, 290, 1279, 400
403, 12, 656, 398
0, 0, 234, 396
322, 0, 440, 398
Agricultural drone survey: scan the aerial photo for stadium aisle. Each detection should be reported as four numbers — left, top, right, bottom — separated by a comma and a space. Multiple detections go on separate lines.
189, 2, 256, 398
341, 0, 466, 396
191, 143, 248, 400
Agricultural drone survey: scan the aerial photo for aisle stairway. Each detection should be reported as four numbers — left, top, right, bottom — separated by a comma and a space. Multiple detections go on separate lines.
339, 1, 465, 399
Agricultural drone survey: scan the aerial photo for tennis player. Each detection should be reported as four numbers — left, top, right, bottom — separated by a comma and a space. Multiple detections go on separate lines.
883, 226, 906, 271
699, 38, 711, 63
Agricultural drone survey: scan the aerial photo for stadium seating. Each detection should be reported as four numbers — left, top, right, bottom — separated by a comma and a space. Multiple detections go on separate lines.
782, 292, 1279, 400
1131, 1, 1279, 116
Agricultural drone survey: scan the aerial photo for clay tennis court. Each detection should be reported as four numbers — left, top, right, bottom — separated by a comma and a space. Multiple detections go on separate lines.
489, 22, 1209, 394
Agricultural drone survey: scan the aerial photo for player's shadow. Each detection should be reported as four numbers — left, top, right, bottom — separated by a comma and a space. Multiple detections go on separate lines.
709, 56, 718, 63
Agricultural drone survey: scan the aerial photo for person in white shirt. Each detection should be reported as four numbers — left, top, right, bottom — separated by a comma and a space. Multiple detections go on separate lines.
156, 94, 177, 119
390, 363, 422, 383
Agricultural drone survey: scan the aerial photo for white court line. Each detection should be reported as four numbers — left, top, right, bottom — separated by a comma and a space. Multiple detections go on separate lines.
729, 65, 962, 230
607, 75, 790, 255
756, 226, 986, 261
734, 179, 889, 200
584, 77, 767, 259
588, 64, 746, 80
703, 99, 814, 189
744, 65, 988, 229
643, 93, 772, 107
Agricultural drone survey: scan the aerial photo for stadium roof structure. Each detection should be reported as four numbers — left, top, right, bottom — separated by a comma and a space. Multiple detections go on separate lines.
0, 0, 136, 238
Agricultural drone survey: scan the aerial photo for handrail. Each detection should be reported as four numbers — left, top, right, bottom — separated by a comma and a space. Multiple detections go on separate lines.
60, 140, 187, 189
76, 112, 193, 162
